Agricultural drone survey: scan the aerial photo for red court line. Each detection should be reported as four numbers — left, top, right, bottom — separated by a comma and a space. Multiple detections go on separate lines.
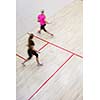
16, 54, 26, 60
38, 42, 49, 51
16, 42, 49, 61
27, 54, 74, 100
34, 35, 83, 58
35, 35, 48, 43
49, 42, 83, 58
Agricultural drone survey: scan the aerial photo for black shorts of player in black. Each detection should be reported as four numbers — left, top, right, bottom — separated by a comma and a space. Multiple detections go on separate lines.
40, 24, 47, 32
27, 49, 38, 60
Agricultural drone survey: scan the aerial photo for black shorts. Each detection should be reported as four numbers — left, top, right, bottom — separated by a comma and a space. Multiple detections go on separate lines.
40, 24, 47, 32
27, 49, 38, 59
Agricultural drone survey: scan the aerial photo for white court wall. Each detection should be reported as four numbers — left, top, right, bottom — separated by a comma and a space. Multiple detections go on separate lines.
16, 0, 74, 39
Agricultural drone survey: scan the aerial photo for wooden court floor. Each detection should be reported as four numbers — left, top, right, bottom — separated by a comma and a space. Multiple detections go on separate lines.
16, 0, 83, 100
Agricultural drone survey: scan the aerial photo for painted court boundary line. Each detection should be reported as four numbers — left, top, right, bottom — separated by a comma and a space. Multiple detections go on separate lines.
16, 54, 26, 60
38, 42, 49, 51
27, 54, 74, 100
34, 35, 83, 58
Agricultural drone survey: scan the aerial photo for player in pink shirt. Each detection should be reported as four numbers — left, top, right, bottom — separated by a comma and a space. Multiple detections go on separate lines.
37, 10, 54, 36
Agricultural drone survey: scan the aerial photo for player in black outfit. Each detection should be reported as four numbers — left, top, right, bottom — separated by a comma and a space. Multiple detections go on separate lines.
22, 33, 43, 66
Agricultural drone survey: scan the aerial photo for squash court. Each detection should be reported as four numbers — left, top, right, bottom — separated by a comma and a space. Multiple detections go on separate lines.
16, 0, 83, 100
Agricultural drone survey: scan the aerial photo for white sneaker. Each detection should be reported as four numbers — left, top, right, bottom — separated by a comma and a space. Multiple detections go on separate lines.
51, 34, 54, 37
22, 63, 25, 66
37, 30, 41, 34
37, 63, 43, 66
